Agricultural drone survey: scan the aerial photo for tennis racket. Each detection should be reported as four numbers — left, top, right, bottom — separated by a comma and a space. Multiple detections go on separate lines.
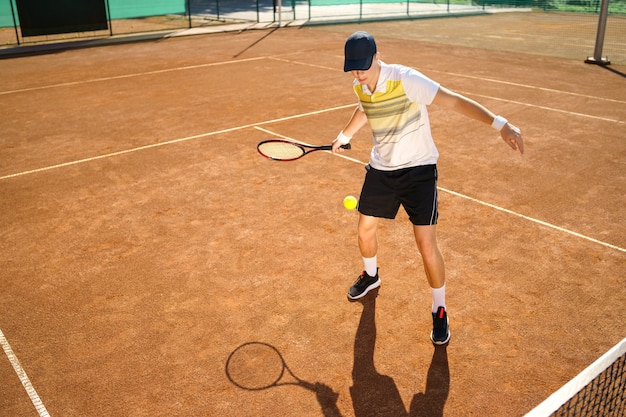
225, 342, 316, 391
257, 139, 351, 161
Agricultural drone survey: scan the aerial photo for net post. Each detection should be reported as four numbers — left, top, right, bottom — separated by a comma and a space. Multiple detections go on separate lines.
585, 0, 611, 66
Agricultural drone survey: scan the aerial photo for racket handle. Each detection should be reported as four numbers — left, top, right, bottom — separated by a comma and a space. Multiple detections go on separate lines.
340, 143, 351, 150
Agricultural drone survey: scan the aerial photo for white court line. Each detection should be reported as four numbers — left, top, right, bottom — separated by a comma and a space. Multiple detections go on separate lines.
2, 55, 623, 252
256, 125, 626, 254
3, 104, 623, 252
0, 57, 266, 95
268, 56, 624, 124
268, 56, 341, 72
0, 329, 51, 417
268, 56, 626, 107
254, 126, 318, 145
440, 188, 626, 253
0, 103, 356, 181
459, 91, 625, 125
427, 69, 626, 105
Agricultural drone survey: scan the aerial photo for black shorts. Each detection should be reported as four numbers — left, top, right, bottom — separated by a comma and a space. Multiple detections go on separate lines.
358, 164, 438, 226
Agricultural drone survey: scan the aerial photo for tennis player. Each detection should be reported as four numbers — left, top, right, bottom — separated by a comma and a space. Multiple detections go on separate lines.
333, 31, 524, 345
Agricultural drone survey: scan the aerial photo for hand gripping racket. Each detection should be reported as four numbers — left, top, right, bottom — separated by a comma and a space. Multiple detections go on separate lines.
257, 139, 351, 161
225, 342, 316, 391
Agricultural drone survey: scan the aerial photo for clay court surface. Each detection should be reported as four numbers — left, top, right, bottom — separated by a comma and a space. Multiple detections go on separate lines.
1, 13, 625, 416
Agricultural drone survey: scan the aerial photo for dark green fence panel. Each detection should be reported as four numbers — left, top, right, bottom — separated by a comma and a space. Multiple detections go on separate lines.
15, 0, 107, 36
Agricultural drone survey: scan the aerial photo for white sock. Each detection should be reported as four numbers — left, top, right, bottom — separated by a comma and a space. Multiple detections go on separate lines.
363, 256, 377, 277
431, 284, 446, 313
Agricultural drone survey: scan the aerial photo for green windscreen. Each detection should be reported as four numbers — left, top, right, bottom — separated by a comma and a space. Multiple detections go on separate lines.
107, 0, 186, 19
0, 0, 17, 27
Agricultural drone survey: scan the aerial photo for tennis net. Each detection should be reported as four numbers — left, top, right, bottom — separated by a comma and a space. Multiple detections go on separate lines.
525, 337, 626, 417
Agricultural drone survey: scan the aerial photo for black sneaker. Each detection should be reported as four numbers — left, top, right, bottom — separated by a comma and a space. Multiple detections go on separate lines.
430, 306, 451, 345
347, 270, 380, 300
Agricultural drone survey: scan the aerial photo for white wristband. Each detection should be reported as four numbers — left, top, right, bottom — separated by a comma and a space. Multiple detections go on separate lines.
491, 116, 508, 131
335, 130, 352, 145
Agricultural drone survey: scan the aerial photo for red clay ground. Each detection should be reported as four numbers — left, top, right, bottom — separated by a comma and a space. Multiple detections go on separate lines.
1, 14, 625, 417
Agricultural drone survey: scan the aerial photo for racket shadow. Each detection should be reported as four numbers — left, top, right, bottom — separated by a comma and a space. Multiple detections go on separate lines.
225, 341, 342, 417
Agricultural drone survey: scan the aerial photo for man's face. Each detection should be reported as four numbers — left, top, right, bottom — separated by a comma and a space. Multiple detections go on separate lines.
350, 53, 380, 88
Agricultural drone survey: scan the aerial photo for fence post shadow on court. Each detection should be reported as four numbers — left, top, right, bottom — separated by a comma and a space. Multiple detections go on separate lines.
597, 64, 626, 79
350, 288, 450, 417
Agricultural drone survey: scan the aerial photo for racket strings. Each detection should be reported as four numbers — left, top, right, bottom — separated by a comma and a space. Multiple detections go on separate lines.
258, 141, 305, 160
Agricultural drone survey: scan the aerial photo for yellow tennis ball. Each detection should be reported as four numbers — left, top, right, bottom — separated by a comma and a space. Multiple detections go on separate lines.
343, 195, 358, 210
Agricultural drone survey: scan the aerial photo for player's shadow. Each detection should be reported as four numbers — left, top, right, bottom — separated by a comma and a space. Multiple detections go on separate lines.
350, 288, 450, 417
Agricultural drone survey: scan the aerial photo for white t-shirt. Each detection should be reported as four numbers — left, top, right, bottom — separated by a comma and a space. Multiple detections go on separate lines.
353, 62, 440, 170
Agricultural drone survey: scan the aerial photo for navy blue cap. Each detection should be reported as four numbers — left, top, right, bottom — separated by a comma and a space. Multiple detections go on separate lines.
344, 31, 377, 72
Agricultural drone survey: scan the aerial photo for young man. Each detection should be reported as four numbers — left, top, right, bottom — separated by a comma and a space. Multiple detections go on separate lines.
332, 32, 524, 345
